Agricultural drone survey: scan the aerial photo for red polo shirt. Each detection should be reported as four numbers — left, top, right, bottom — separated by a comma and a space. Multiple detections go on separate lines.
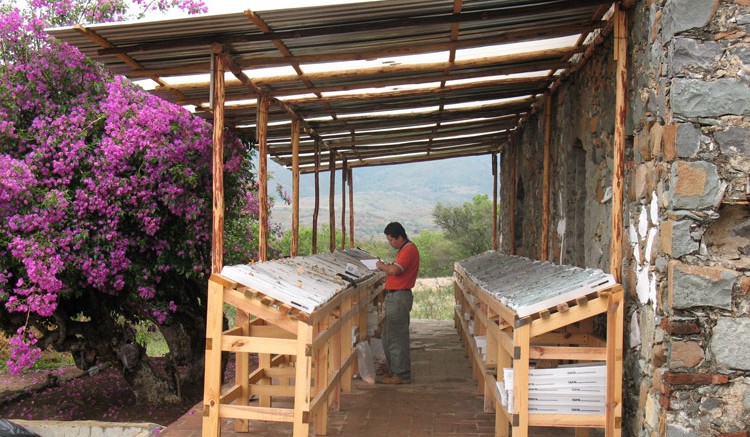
384, 241, 419, 290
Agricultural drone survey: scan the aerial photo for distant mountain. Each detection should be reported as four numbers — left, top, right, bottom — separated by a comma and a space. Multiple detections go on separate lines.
266, 155, 495, 238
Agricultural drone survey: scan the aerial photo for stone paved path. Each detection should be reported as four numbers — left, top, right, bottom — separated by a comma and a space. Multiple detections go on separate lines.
162, 319, 579, 436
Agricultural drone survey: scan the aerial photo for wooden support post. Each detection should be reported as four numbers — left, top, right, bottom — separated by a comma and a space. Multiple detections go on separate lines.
542, 93, 552, 262
293, 320, 312, 437
496, 328, 512, 437
348, 168, 355, 248
329, 150, 336, 253
259, 351, 272, 408
234, 309, 250, 432
313, 318, 329, 435
257, 94, 269, 262
611, 4, 628, 283
606, 288, 624, 437
492, 152, 499, 251
291, 118, 300, 257
512, 324, 531, 437
312, 139, 320, 254
331, 309, 343, 411
210, 47, 225, 274
341, 158, 347, 250
341, 294, 354, 392
201, 278, 224, 436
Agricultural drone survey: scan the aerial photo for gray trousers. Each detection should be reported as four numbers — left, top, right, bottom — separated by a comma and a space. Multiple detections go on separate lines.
382, 290, 413, 380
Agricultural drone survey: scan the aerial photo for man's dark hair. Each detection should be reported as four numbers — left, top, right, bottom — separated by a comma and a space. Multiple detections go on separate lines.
384, 222, 408, 240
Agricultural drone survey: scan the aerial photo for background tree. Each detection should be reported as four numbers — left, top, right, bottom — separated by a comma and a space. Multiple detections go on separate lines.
0, 0, 282, 405
433, 194, 497, 259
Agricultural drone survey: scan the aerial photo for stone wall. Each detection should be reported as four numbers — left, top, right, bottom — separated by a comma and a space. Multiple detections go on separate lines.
499, 0, 750, 435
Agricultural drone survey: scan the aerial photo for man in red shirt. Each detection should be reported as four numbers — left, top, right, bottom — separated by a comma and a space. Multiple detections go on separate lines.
375, 222, 419, 384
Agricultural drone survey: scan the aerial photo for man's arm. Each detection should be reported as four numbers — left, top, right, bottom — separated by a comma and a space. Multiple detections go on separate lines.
376, 260, 404, 276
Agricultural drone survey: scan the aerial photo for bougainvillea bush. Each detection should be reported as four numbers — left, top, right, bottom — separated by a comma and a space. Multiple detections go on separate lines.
0, 0, 277, 403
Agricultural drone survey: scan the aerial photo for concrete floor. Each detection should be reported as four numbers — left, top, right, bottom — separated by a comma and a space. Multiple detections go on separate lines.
161, 320, 584, 437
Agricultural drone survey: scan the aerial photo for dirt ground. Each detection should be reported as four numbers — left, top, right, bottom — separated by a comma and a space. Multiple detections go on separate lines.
0, 358, 223, 427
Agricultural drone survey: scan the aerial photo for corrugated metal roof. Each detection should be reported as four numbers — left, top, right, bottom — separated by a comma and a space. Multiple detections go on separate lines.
48, 0, 615, 173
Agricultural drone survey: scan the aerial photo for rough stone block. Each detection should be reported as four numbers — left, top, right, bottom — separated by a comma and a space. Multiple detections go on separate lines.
662, 0, 718, 41
711, 318, 750, 370
650, 123, 664, 159
663, 124, 677, 161
660, 317, 702, 335
669, 161, 723, 210
669, 38, 722, 76
669, 340, 704, 368
634, 162, 658, 201
714, 126, 750, 155
671, 78, 750, 118
660, 220, 698, 258
667, 424, 700, 437
662, 371, 729, 385
675, 123, 701, 158
669, 261, 737, 309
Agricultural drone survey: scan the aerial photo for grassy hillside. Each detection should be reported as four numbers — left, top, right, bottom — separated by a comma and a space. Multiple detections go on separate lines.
267, 155, 495, 238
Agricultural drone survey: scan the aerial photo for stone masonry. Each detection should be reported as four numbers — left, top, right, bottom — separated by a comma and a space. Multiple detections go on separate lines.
500, 0, 750, 435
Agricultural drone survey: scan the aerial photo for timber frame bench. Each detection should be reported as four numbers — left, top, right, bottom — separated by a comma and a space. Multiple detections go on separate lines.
202, 249, 384, 437
454, 251, 624, 437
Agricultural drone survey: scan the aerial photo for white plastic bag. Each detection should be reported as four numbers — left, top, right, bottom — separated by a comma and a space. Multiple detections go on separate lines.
369, 337, 386, 365
355, 341, 376, 384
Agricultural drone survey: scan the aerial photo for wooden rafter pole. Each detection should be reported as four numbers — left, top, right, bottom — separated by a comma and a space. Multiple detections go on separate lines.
492, 152, 498, 251
218, 51, 332, 152
329, 150, 336, 253
348, 168, 354, 248
542, 94, 552, 261
257, 94, 270, 262
341, 158, 347, 250
312, 139, 320, 255
291, 117, 300, 257
611, 5, 627, 283
210, 46, 225, 274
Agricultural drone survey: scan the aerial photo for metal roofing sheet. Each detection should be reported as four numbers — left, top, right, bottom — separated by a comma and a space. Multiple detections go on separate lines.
47, 0, 615, 172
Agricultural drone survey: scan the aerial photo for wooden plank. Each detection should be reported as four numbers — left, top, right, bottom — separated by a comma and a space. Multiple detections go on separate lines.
249, 325, 297, 339
528, 414, 605, 428
249, 384, 296, 397
512, 323, 531, 437
528, 346, 606, 361
201, 278, 224, 437
223, 287, 299, 334
218, 404, 294, 422
293, 321, 312, 437
341, 294, 354, 393
221, 335, 297, 355
529, 296, 609, 337
234, 310, 250, 432
309, 352, 356, 414
606, 287, 624, 437
220, 384, 241, 404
